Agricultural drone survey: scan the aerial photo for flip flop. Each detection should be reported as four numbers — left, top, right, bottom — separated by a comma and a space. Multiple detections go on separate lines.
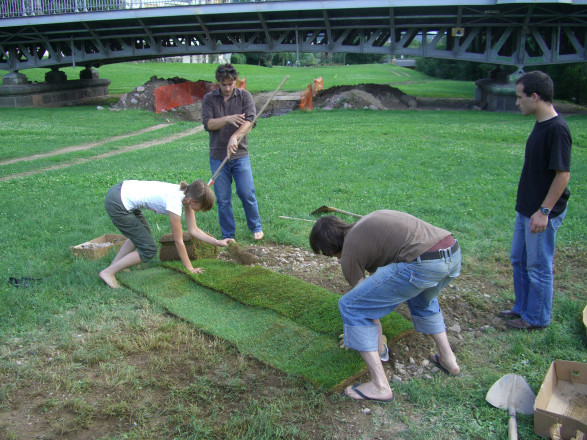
345, 383, 395, 404
379, 344, 389, 362
429, 353, 462, 377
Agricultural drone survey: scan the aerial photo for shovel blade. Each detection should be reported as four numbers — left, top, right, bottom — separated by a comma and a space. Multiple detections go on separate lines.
311, 205, 333, 215
486, 374, 536, 415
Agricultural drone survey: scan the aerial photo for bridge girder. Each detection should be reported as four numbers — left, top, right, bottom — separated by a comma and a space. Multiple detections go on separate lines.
1, 1, 586, 71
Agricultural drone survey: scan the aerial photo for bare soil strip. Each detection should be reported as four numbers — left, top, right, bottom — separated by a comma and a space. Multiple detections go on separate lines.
0, 123, 173, 166
0, 125, 204, 182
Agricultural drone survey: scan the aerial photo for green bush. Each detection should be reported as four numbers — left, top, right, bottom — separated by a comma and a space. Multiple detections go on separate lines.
543, 63, 587, 105
230, 53, 247, 65
415, 58, 496, 81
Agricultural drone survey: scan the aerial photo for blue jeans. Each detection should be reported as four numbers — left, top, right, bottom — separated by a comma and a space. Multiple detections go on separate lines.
510, 208, 566, 327
339, 248, 461, 352
210, 156, 262, 239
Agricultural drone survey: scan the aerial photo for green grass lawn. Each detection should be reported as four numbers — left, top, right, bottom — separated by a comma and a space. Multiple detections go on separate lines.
1, 62, 476, 97
0, 63, 585, 439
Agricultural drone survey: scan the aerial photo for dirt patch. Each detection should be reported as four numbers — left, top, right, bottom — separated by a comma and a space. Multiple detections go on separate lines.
111, 75, 194, 113
312, 83, 417, 110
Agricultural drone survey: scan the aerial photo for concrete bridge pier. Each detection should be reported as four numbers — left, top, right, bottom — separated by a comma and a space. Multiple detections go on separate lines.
474, 67, 524, 113
2, 71, 28, 86
0, 66, 110, 108
44, 67, 67, 83
80, 66, 100, 80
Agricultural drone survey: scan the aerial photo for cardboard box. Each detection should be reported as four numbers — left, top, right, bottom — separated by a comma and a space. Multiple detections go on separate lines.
70, 234, 127, 260
534, 360, 587, 439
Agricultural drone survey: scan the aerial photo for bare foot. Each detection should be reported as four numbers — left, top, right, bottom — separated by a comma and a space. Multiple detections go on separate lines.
429, 353, 461, 376
344, 382, 393, 402
253, 231, 264, 240
99, 270, 120, 289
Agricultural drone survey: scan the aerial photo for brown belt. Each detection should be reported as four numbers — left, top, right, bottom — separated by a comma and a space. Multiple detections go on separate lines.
419, 241, 459, 261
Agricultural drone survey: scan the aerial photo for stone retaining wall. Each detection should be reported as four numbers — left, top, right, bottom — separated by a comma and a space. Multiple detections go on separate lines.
0, 79, 110, 107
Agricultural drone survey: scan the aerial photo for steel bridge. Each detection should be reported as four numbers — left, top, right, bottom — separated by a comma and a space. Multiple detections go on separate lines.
1, 0, 587, 72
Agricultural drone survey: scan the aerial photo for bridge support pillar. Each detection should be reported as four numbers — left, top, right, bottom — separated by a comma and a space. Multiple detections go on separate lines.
2, 71, 28, 86
474, 68, 524, 113
80, 66, 99, 80
45, 68, 67, 83
0, 70, 110, 108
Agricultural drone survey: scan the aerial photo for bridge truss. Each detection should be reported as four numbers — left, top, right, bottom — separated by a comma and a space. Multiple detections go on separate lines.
1, 0, 586, 72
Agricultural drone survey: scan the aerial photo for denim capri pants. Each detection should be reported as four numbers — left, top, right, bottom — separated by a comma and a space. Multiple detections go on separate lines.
104, 183, 158, 262
339, 248, 461, 352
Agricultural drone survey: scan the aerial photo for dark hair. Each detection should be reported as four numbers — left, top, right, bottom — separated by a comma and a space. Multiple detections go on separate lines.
516, 71, 554, 103
309, 216, 353, 257
180, 180, 215, 211
215, 63, 238, 83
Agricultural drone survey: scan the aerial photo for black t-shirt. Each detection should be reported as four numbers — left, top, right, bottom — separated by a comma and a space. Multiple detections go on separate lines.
516, 115, 572, 218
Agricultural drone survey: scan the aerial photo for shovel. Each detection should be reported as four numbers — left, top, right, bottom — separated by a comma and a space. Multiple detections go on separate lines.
310, 206, 363, 218
486, 374, 536, 440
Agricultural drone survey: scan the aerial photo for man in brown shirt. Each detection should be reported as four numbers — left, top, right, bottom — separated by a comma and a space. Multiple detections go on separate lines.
310, 211, 462, 403
202, 64, 263, 240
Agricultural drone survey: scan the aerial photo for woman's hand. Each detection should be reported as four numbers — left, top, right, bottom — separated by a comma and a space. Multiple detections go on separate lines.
188, 267, 204, 274
218, 238, 235, 247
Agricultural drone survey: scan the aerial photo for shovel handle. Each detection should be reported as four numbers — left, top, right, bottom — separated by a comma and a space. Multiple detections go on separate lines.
279, 216, 315, 223
332, 208, 363, 218
208, 156, 229, 186
508, 408, 518, 440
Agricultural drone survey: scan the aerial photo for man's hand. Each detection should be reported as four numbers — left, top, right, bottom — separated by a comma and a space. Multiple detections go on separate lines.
530, 210, 549, 233
188, 267, 204, 274
225, 113, 246, 127
226, 135, 239, 158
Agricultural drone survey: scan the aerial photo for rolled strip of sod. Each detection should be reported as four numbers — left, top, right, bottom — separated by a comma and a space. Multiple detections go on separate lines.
119, 261, 413, 390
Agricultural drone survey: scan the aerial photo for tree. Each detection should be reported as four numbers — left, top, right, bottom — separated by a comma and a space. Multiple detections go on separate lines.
415, 58, 495, 81
245, 52, 274, 67
273, 52, 296, 66
345, 53, 385, 65
543, 63, 587, 105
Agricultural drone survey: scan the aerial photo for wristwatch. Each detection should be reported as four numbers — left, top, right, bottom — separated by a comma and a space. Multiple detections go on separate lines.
539, 206, 551, 216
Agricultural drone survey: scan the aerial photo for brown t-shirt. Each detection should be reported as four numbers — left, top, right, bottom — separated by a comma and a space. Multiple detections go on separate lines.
201, 88, 256, 161
340, 210, 451, 287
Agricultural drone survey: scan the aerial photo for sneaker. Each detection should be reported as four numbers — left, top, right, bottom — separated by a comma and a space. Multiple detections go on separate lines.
506, 318, 545, 331
498, 310, 520, 320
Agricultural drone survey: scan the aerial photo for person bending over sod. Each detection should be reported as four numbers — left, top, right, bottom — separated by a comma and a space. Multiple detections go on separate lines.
100, 179, 233, 288
310, 210, 462, 403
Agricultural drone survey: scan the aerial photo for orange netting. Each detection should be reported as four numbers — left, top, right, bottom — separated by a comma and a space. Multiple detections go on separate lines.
299, 77, 324, 111
154, 78, 247, 113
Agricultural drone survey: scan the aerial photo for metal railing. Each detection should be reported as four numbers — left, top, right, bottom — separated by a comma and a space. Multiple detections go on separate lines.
0, 0, 269, 17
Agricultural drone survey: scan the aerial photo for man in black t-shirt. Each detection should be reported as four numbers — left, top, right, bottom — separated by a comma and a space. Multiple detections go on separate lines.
499, 71, 572, 330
